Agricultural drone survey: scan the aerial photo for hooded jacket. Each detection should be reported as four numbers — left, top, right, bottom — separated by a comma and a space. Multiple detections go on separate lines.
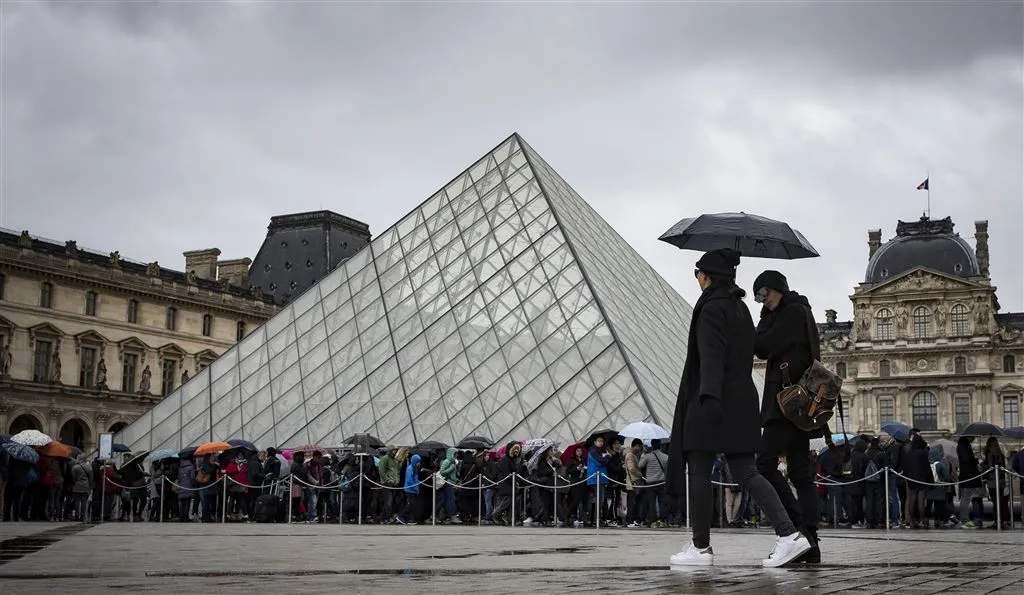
902, 435, 932, 486
404, 454, 422, 494
754, 290, 820, 427
379, 447, 401, 487
439, 448, 459, 482
497, 442, 521, 496
957, 438, 982, 488
177, 459, 197, 499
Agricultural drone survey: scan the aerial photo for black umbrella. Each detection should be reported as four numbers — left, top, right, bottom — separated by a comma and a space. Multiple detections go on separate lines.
342, 433, 385, 450
413, 440, 449, 452
227, 438, 258, 452
179, 446, 198, 459
1004, 426, 1024, 440
456, 435, 494, 450
958, 422, 1004, 437
112, 443, 131, 453
586, 428, 622, 447
659, 212, 820, 259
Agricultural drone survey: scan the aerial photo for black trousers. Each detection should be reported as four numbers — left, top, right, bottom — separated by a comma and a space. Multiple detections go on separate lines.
864, 482, 885, 527
757, 420, 819, 533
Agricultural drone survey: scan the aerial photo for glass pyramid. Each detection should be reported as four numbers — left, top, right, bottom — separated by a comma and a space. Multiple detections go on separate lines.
116, 133, 721, 452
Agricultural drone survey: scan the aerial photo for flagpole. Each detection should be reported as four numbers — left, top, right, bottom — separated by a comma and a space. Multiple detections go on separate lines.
926, 169, 930, 218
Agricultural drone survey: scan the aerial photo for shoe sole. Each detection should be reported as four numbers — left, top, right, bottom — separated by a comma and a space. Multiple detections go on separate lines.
762, 541, 813, 568
669, 560, 714, 567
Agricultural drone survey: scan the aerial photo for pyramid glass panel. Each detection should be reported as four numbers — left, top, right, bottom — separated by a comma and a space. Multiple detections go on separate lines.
116, 133, 755, 453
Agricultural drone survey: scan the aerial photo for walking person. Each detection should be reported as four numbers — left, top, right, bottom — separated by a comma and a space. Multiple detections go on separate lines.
667, 249, 811, 568
751, 270, 824, 560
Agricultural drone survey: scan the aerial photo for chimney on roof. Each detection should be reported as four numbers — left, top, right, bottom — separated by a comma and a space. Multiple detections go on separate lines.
217, 257, 252, 287
974, 221, 989, 277
868, 229, 882, 258
183, 248, 221, 280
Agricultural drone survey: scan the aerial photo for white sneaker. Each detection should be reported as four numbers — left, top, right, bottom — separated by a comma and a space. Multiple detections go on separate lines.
523, 517, 533, 526
762, 532, 812, 568
669, 542, 714, 566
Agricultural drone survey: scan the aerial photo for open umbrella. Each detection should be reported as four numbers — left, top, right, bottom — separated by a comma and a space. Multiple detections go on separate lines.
524, 439, 559, 473
660, 212, 820, 259
933, 439, 958, 459
618, 422, 670, 442
11, 429, 53, 446
291, 444, 326, 455
1003, 426, 1024, 440
37, 441, 74, 459
143, 449, 180, 467
3, 441, 39, 463
958, 422, 1004, 438
457, 435, 494, 450
179, 446, 198, 459
123, 450, 150, 469
586, 428, 621, 447
881, 422, 912, 442
227, 438, 258, 452
342, 433, 384, 450
112, 443, 131, 453
561, 441, 587, 466
69, 446, 83, 458
195, 441, 232, 456
413, 440, 448, 452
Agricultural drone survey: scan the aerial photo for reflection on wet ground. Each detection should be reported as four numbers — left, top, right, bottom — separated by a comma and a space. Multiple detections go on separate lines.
0, 525, 92, 565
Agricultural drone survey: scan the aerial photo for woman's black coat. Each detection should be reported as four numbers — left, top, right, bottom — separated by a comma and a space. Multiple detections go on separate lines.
667, 284, 762, 496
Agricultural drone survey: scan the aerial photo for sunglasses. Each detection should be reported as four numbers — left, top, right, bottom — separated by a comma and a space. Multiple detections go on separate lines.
754, 287, 769, 303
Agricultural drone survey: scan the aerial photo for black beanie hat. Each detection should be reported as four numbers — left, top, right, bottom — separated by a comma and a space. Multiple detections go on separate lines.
753, 270, 789, 294
695, 248, 741, 279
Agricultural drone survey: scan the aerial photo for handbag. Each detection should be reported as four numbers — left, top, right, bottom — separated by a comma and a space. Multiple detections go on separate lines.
432, 471, 446, 488
775, 305, 846, 435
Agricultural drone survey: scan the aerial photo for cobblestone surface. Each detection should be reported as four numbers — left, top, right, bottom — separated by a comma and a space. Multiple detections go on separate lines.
1, 523, 1021, 593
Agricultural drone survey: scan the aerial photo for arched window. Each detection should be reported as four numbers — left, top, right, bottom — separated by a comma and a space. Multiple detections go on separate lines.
202, 314, 213, 337
954, 356, 967, 375
875, 308, 893, 341
912, 391, 938, 431
879, 359, 891, 378
836, 362, 847, 379
913, 306, 931, 339
1004, 355, 1017, 373
950, 304, 969, 337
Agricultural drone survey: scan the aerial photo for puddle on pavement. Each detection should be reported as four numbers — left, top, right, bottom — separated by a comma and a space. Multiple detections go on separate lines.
0, 525, 92, 565
419, 546, 598, 560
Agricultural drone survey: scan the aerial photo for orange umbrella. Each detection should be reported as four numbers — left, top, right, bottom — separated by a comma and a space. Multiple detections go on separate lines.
37, 441, 74, 459
194, 441, 232, 456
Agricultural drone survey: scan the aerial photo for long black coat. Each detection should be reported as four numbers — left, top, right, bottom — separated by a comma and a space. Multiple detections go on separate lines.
667, 284, 761, 496
754, 291, 819, 427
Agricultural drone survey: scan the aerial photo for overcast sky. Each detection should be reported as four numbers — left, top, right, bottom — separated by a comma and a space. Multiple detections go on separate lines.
3, 2, 1022, 320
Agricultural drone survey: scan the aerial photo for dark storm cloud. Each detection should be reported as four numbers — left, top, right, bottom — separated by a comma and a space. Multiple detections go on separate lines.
2, 1, 1021, 320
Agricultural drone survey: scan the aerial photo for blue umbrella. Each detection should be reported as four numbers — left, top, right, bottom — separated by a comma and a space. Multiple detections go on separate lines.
2, 441, 40, 463
1003, 426, 1024, 440
143, 449, 180, 467
227, 438, 257, 452
112, 443, 131, 453
881, 423, 912, 442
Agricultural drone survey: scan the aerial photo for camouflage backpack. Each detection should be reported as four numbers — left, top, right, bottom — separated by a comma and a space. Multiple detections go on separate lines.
775, 306, 846, 435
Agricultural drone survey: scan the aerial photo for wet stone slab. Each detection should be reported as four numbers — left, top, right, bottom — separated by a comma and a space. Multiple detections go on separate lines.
0, 523, 1021, 593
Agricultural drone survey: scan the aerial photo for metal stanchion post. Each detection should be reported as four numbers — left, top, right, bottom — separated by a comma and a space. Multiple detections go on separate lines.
356, 453, 367, 526
595, 474, 601, 530
431, 479, 437, 527
511, 474, 517, 528
100, 477, 106, 524
287, 476, 293, 524
884, 467, 890, 534
684, 464, 690, 531
995, 466, 1002, 531
478, 475, 483, 527
159, 479, 164, 524
1007, 467, 1015, 529
553, 474, 559, 527
221, 478, 227, 524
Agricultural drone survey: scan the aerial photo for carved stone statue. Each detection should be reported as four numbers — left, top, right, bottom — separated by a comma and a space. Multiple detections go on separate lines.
109, 251, 121, 268
994, 325, 1023, 344
65, 240, 78, 257
895, 306, 909, 331
51, 350, 62, 383
186, 270, 198, 285
147, 262, 160, 277
933, 304, 947, 328
18, 230, 32, 248
974, 302, 988, 325
139, 365, 152, 394
830, 334, 852, 351
0, 339, 11, 376
96, 358, 108, 389
181, 369, 190, 384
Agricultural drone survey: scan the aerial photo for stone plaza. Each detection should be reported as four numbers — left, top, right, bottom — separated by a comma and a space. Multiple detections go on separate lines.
1, 523, 1021, 594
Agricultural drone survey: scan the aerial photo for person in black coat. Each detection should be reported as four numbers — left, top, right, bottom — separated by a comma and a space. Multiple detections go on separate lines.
901, 434, 931, 528
667, 248, 810, 568
751, 270, 825, 560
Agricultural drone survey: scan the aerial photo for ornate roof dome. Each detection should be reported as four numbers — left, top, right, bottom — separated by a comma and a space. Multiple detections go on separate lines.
865, 216, 980, 283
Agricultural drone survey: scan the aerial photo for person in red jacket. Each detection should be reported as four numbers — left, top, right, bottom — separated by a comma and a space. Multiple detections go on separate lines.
224, 453, 249, 520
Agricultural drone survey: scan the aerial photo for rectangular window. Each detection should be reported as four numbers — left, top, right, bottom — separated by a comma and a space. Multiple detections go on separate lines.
40, 282, 53, 309
79, 346, 97, 387
954, 395, 971, 432
161, 358, 177, 396
836, 362, 847, 379
878, 397, 895, 427
127, 300, 138, 324
879, 360, 891, 378
166, 307, 177, 331
954, 357, 967, 375
1004, 396, 1020, 429
85, 292, 97, 316
0, 273, 6, 300
236, 321, 246, 342
1004, 355, 1016, 374
122, 353, 138, 393
202, 314, 212, 337
33, 340, 52, 382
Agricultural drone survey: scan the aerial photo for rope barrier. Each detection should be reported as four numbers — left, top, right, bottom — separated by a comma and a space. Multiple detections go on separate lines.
890, 467, 993, 488
597, 473, 666, 489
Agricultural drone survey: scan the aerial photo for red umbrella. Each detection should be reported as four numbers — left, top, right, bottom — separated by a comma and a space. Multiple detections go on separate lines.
561, 441, 586, 466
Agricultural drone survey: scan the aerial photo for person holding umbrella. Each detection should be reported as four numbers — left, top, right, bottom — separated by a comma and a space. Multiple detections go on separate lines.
666, 248, 811, 568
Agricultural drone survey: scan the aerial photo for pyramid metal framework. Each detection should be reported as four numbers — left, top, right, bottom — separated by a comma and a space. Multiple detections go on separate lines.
116, 134, 707, 452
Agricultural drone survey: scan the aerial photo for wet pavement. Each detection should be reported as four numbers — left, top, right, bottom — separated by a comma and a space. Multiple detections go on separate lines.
0, 522, 1021, 593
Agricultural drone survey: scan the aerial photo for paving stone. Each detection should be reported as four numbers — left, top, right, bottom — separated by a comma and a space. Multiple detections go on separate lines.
0, 523, 1020, 593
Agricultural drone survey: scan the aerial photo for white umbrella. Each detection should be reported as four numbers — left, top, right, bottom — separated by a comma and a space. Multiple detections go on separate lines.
11, 429, 53, 446
618, 422, 670, 442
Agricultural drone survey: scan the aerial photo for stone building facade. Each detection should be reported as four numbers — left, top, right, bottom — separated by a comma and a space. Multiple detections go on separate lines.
0, 230, 277, 450
809, 217, 1023, 437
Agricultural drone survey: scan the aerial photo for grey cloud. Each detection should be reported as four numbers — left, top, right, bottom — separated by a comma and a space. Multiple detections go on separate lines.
2, 2, 1021, 322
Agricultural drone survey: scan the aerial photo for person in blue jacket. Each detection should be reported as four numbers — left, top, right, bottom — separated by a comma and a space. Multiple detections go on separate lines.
587, 436, 611, 524
396, 454, 421, 525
